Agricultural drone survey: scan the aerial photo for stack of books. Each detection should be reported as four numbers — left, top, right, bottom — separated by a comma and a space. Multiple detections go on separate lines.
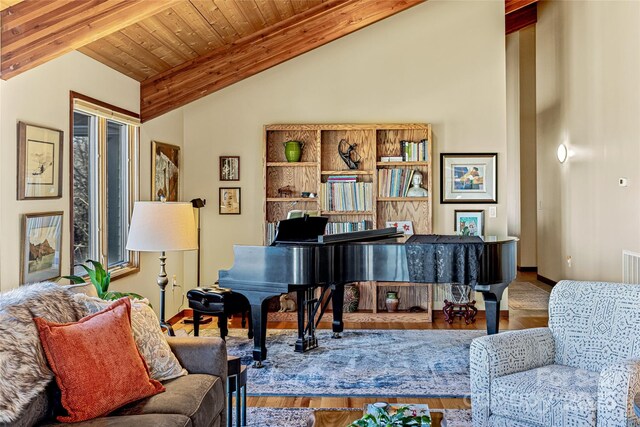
400, 139, 428, 162
325, 220, 372, 234
378, 168, 415, 198
321, 176, 373, 212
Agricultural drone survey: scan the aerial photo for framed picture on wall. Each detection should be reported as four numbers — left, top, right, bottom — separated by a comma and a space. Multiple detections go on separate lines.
219, 187, 241, 215
21, 212, 63, 284
454, 210, 485, 237
17, 122, 63, 200
220, 156, 240, 181
151, 141, 180, 201
440, 153, 497, 203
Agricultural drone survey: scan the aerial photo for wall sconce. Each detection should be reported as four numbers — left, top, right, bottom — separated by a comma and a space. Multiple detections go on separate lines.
557, 144, 568, 163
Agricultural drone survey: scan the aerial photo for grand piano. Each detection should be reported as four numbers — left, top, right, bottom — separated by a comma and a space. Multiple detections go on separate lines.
218, 217, 517, 367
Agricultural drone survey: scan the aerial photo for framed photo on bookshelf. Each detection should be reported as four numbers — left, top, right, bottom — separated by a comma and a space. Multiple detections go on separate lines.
220, 156, 240, 181
385, 220, 414, 235
219, 187, 241, 215
454, 210, 484, 237
17, 122, 63, 200
440, 153, 497, 203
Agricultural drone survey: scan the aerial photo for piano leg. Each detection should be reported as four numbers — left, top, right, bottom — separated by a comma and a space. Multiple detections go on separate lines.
331, 283, 345, 338
480, 283, 508, 335
249, 297, 271, 368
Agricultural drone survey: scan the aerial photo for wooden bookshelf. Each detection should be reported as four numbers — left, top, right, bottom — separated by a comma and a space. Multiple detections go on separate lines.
263, 123, 433, 323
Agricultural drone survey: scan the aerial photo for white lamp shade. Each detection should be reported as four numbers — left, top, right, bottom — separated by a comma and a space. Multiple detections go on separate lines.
126, 202, 198, 252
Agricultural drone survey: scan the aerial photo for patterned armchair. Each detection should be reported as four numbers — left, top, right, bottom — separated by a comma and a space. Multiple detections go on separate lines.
470, 280, 640, 427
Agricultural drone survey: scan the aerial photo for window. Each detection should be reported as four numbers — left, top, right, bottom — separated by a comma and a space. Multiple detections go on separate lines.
71, 93, 139, 277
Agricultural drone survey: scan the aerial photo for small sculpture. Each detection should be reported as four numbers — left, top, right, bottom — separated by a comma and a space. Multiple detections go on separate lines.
338, 139, 361, 170
278, 294, 297, 312
406, 170, 428, 197
277, 185, 295, 197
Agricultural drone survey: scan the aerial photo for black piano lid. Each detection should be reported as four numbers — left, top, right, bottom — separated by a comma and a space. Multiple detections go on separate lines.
271, 216, 329, 245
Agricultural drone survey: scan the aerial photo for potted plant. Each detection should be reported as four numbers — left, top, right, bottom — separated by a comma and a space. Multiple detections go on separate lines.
63, 259, 145, 301
348, 405, 431, 427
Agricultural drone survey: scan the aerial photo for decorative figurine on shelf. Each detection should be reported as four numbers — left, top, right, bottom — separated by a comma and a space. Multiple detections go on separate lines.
278, 294, 297, 312
277, 185, 295, 197
283, 140, 304, 162
338, 139, 361, 170
406, 170, 428, 197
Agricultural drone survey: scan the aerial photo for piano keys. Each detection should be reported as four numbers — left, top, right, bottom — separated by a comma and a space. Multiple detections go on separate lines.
218, 218, 517, 366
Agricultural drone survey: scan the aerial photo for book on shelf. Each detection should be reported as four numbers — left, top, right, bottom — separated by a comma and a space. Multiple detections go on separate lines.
377, 168, 415, 198
400, 139, 429, 162
380, 156, 404, 162
320, 180, 372, 211
325, 220, 372, 235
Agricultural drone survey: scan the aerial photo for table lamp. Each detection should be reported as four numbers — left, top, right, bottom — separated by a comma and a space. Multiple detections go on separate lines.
126, 201, 198, 335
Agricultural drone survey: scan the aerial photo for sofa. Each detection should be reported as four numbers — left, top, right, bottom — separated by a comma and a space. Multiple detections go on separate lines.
470, 280, 640, 427
0, 282, 227, 427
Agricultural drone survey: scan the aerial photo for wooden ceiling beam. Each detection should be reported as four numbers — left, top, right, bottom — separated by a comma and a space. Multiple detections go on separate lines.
505, 0, 537, 15
0, 0, 175, 80
140, 0, 423, 121
505, 2, 537, 35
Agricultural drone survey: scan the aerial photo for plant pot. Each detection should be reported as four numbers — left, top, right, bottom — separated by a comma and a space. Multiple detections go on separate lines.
283, 140, 304, 162
385, 291, 399, 312
343, 284, 360, 313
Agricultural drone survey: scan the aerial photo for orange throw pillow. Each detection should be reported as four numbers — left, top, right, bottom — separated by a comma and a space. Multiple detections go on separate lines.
35, 298, 164, 423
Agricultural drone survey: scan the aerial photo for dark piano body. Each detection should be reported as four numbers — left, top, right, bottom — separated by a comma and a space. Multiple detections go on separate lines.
218, 218, 517, 366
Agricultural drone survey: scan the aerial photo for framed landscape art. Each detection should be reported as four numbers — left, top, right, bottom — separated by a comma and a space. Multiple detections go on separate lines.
455, 210, 485, 237
17, 122, 63, 200
21, 212, 63, 284
220, 156, 240, 181
440, 153, 497, 203
152, 141, 180, 201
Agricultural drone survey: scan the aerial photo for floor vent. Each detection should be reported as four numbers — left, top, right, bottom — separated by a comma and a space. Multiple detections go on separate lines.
622, 250, 640, 284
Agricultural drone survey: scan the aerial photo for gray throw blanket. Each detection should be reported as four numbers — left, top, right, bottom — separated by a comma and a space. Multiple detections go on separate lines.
0, 282, 84, 423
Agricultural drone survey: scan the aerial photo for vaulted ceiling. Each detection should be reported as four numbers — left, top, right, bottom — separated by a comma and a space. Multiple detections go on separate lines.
1, 0, 537, 121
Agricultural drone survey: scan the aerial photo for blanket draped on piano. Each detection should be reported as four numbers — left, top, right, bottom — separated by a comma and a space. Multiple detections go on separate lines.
405, 235, 484, 285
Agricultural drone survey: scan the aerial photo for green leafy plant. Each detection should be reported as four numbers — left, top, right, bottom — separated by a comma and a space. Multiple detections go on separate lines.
348, 406, 431, 427
63, 259, 145, 301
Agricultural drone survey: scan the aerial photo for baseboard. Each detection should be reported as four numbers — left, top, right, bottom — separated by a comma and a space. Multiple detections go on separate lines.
537, 274, 557, 286
518, 266, 538, 272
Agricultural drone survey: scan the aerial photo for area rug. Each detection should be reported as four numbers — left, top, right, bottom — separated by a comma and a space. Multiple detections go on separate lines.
508, 281, 550, 310
198, 328, 485, 398
245, 407, 472, 427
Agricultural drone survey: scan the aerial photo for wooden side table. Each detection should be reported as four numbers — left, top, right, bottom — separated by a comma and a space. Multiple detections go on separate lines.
227, 356, 248, 427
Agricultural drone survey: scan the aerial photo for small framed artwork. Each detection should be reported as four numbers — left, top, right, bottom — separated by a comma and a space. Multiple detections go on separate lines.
17, 122, 63, 200
152, 141, 180, 201
21, 212, 63, 284
441, 153, 497, 203
455, 210, 485, 237
220, 156, 240, 181
385, 220, 414, 235
219, 187, 241, 215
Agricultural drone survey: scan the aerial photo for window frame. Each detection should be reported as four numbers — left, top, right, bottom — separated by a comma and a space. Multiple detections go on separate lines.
69, 91, 140, 281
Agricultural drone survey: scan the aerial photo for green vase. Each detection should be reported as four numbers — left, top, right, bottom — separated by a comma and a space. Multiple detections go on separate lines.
283, 140, 303, 162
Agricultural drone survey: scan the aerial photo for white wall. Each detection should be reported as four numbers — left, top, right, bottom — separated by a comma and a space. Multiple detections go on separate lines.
506, 27, 537, 269
536, 0, 640, 282
182, 0, 509, 307
0, 52, 186, 317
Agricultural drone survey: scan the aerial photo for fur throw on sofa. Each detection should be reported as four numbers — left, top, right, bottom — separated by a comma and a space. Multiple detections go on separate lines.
0, 282, 84, 423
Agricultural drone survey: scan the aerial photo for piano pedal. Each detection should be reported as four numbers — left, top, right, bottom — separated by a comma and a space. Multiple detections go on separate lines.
253, 361, 264, 369
332, 332, 341, 339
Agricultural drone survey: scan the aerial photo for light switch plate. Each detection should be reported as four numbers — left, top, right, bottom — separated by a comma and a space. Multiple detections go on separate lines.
489, 206, 497, 218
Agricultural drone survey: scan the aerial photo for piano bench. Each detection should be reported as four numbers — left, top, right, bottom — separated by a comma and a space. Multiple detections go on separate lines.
187, 286, 253, 340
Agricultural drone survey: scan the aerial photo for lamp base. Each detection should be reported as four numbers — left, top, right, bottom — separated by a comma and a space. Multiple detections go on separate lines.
161, 321, 175, 336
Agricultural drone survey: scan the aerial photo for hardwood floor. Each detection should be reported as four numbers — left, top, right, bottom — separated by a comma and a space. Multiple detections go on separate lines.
172, 272, 550, 411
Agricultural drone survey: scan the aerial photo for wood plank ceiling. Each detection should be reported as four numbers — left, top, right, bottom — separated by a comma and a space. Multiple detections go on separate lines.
1, 0, 537, 121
